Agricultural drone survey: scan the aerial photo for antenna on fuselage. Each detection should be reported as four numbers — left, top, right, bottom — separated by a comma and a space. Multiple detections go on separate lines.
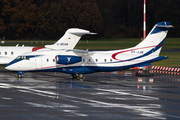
16, 44, 19, 47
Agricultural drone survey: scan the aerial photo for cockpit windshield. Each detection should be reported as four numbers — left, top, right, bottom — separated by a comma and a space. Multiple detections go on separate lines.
16, 56, 29, 60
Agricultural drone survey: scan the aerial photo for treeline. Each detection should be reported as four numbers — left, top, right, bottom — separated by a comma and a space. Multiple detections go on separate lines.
0, 0, 180, 40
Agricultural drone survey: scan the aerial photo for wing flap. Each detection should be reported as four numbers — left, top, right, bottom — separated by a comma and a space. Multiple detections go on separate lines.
66, 49, 94, 56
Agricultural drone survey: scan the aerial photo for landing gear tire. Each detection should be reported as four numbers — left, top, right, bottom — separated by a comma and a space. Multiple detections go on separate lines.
78, 73, 85, 80
72, 74, 77, 79
79, 73, 83, 78
71, 73, 85, 80
16, 74, 23, 78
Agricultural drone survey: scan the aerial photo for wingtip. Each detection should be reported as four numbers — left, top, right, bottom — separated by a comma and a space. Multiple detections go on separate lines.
89, 32, 97, 35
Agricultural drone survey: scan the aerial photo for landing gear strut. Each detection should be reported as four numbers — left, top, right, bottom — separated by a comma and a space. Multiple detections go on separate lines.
16, 74, 23, 78
16, 71, 24, 78
72, 73, 85, 80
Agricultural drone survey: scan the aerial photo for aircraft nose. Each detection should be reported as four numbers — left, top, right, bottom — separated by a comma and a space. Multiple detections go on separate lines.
5, 65, 12, 70
5, 64, 15, 71
5, 59, 18, 71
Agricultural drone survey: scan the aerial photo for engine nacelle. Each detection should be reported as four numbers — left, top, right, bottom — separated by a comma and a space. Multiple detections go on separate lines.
55, 55, 82, 65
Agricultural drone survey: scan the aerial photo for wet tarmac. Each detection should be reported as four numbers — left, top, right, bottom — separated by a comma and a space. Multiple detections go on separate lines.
0, 70, 180, 120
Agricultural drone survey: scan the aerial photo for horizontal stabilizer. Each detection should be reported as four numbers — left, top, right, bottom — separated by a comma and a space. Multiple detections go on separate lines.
157, 25, 174, 28
151, 56, 169, 62
134, 56, 168, 68
156, 21, 174, 28
69, 31, 97, 36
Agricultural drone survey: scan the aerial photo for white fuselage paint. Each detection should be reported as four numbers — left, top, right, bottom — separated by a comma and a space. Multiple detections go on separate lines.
0, 46, 33, 64
5, 47, 158, 71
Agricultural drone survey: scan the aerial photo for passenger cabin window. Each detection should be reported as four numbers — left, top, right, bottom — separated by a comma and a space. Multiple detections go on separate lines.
11, 52, 13, 55
83, 59, 85, 62
47, 59, 49, 62
53, 59, 55, 62
5, 52, 7, 55
16, 56, 29, 60
110, 59, 112, 62
96, 59, 98, 62
104, 59, 106, 62
89, 59, 91, 62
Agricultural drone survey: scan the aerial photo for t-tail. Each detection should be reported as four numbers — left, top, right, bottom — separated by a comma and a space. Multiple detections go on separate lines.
135, 21, 173, 57
45, 28, 96, 49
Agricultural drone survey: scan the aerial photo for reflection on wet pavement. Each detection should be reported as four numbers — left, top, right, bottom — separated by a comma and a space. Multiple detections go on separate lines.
0, 71, 180, 120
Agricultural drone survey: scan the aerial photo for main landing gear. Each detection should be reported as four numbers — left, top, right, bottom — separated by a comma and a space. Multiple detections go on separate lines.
72, 73, 85, 80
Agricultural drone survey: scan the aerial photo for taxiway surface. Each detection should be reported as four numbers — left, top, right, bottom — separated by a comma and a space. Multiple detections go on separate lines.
0, 71, 180, 120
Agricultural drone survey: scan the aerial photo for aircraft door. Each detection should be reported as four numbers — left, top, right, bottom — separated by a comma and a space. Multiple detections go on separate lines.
35, 55, 42, 69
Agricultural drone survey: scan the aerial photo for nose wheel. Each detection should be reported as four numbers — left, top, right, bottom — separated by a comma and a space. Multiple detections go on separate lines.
16, 74, 23, 78
16, 71, 24, 78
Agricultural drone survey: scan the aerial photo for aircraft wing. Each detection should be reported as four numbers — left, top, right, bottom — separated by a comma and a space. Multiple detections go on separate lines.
66, 49, 94, 56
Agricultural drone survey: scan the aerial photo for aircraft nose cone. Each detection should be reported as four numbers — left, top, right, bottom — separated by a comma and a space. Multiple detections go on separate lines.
5, 65, 11, 70
5, 63, 15, 71
5, 59, 18, 71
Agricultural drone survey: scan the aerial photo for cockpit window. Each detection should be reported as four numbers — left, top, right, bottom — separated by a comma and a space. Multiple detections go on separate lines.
16, 56, 29, 60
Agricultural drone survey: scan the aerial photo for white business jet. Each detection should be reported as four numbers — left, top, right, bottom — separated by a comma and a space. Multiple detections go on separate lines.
6, 22, 173, 79
0, 28, 93, 64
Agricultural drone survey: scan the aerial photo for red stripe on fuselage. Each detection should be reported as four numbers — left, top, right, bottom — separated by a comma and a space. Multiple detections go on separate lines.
30, 64, 65, 71
112, 44, 162, 60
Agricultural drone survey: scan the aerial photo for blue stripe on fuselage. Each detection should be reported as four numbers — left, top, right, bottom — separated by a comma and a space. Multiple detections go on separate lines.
6, 55, 41, 67
24, 56, 168, 74
111, 39, 165, 64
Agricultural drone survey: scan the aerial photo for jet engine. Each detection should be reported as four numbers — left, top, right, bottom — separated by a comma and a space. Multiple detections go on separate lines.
55, 55, 82, 65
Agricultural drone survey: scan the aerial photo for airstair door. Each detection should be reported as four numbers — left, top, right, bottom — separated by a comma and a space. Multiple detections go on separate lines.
35, 55, 42, 69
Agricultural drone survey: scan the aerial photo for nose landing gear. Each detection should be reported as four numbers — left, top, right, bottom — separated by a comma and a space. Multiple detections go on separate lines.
16, 71, 24, 78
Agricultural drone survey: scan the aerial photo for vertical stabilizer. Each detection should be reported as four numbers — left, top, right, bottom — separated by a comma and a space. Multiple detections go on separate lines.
45, 28, 96, 49
135, 21, 173, 56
